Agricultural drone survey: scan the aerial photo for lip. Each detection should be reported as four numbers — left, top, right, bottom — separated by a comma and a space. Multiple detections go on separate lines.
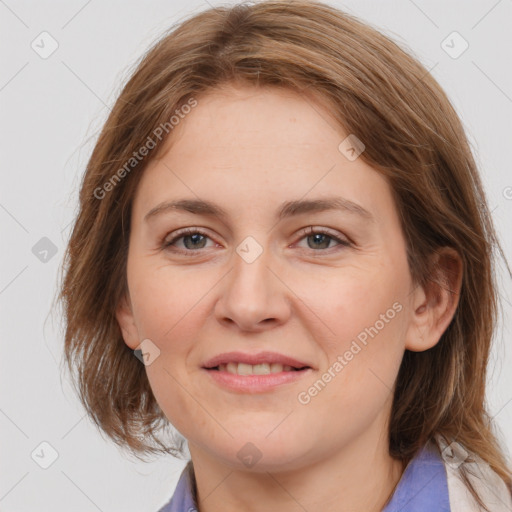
202, 351, 312, 370
203, 366, 313, 393
201, 350, 314, 394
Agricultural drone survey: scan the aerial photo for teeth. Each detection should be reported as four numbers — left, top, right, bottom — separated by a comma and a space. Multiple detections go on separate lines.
270, 363, 284, 373
253, 363, 271, 375
217, 362, 298, 375
237, 363, 253, 376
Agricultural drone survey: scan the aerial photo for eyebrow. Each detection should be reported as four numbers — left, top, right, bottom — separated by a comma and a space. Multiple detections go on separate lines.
144, 196, 374, 223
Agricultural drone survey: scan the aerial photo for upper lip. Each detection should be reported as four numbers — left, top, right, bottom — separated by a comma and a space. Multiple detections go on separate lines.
202, 351, 313, 369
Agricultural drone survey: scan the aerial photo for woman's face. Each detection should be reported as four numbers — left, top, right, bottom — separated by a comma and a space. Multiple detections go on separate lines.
117, 83, 423, 472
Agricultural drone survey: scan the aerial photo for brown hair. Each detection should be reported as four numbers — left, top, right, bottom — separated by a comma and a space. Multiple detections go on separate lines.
58, 0, 511, 507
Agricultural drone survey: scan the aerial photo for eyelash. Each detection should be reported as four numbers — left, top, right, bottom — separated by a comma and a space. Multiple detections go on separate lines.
160, 226, 351, 256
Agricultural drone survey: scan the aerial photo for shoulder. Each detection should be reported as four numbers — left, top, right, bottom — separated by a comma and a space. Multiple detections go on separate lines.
434, 436, 512, 512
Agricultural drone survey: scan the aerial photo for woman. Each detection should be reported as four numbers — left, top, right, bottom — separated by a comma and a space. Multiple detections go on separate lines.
59, 1, 512, 510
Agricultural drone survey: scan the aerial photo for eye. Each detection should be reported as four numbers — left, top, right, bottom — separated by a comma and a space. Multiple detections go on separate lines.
295, 226, 351, 252
161, 228, 216, 255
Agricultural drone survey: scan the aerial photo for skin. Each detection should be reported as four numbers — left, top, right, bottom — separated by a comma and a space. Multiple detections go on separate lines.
116, 82, 462, 512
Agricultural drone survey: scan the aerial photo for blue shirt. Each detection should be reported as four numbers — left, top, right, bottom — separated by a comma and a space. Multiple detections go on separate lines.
157, 441, 450, 511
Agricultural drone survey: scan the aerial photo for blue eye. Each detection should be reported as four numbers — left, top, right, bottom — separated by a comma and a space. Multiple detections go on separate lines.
162, 228, 214, 254
297, 226, 350, 251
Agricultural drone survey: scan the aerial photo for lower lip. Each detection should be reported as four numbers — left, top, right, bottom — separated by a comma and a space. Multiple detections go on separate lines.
203, 368, 312, 393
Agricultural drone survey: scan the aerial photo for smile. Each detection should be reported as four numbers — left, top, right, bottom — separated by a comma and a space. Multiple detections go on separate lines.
203, 365, 312, 393
212, 362, 308, 375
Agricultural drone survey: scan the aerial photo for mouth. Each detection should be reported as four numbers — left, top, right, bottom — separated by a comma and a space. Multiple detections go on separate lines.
201, 352, 314, 393
207, 362, 311, 375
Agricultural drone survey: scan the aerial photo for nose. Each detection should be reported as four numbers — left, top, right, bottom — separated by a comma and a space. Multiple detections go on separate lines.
214, 245, 292, 333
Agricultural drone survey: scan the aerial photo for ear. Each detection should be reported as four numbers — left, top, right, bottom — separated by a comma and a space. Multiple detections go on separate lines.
405, 247, 463, 352
115, 292, 140, 350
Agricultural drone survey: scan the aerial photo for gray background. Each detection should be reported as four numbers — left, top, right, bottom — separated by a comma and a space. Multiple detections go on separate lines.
1, 0, 511, 510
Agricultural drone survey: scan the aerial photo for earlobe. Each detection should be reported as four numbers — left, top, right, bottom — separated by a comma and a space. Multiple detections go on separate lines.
115, 293, 140, 350
405, 248, 463, 352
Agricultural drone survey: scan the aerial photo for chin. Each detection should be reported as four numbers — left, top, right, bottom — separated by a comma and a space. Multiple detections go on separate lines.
206, 435, 313, 473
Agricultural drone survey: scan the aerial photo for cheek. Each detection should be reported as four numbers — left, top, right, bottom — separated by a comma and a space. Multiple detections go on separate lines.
128, 260, 214, 341
294, 287, 405, 449
127, 264, 216, 434
301, 267, 407, 408
311, 265, 407, 351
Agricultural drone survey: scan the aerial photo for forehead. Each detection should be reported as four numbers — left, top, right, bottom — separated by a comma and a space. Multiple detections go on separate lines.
163, 83, 344, 156
131, 83, 392, 224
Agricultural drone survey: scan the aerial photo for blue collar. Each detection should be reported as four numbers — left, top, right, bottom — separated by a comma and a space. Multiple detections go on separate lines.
382, 441, 450, 511
158, 441, 450, 511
